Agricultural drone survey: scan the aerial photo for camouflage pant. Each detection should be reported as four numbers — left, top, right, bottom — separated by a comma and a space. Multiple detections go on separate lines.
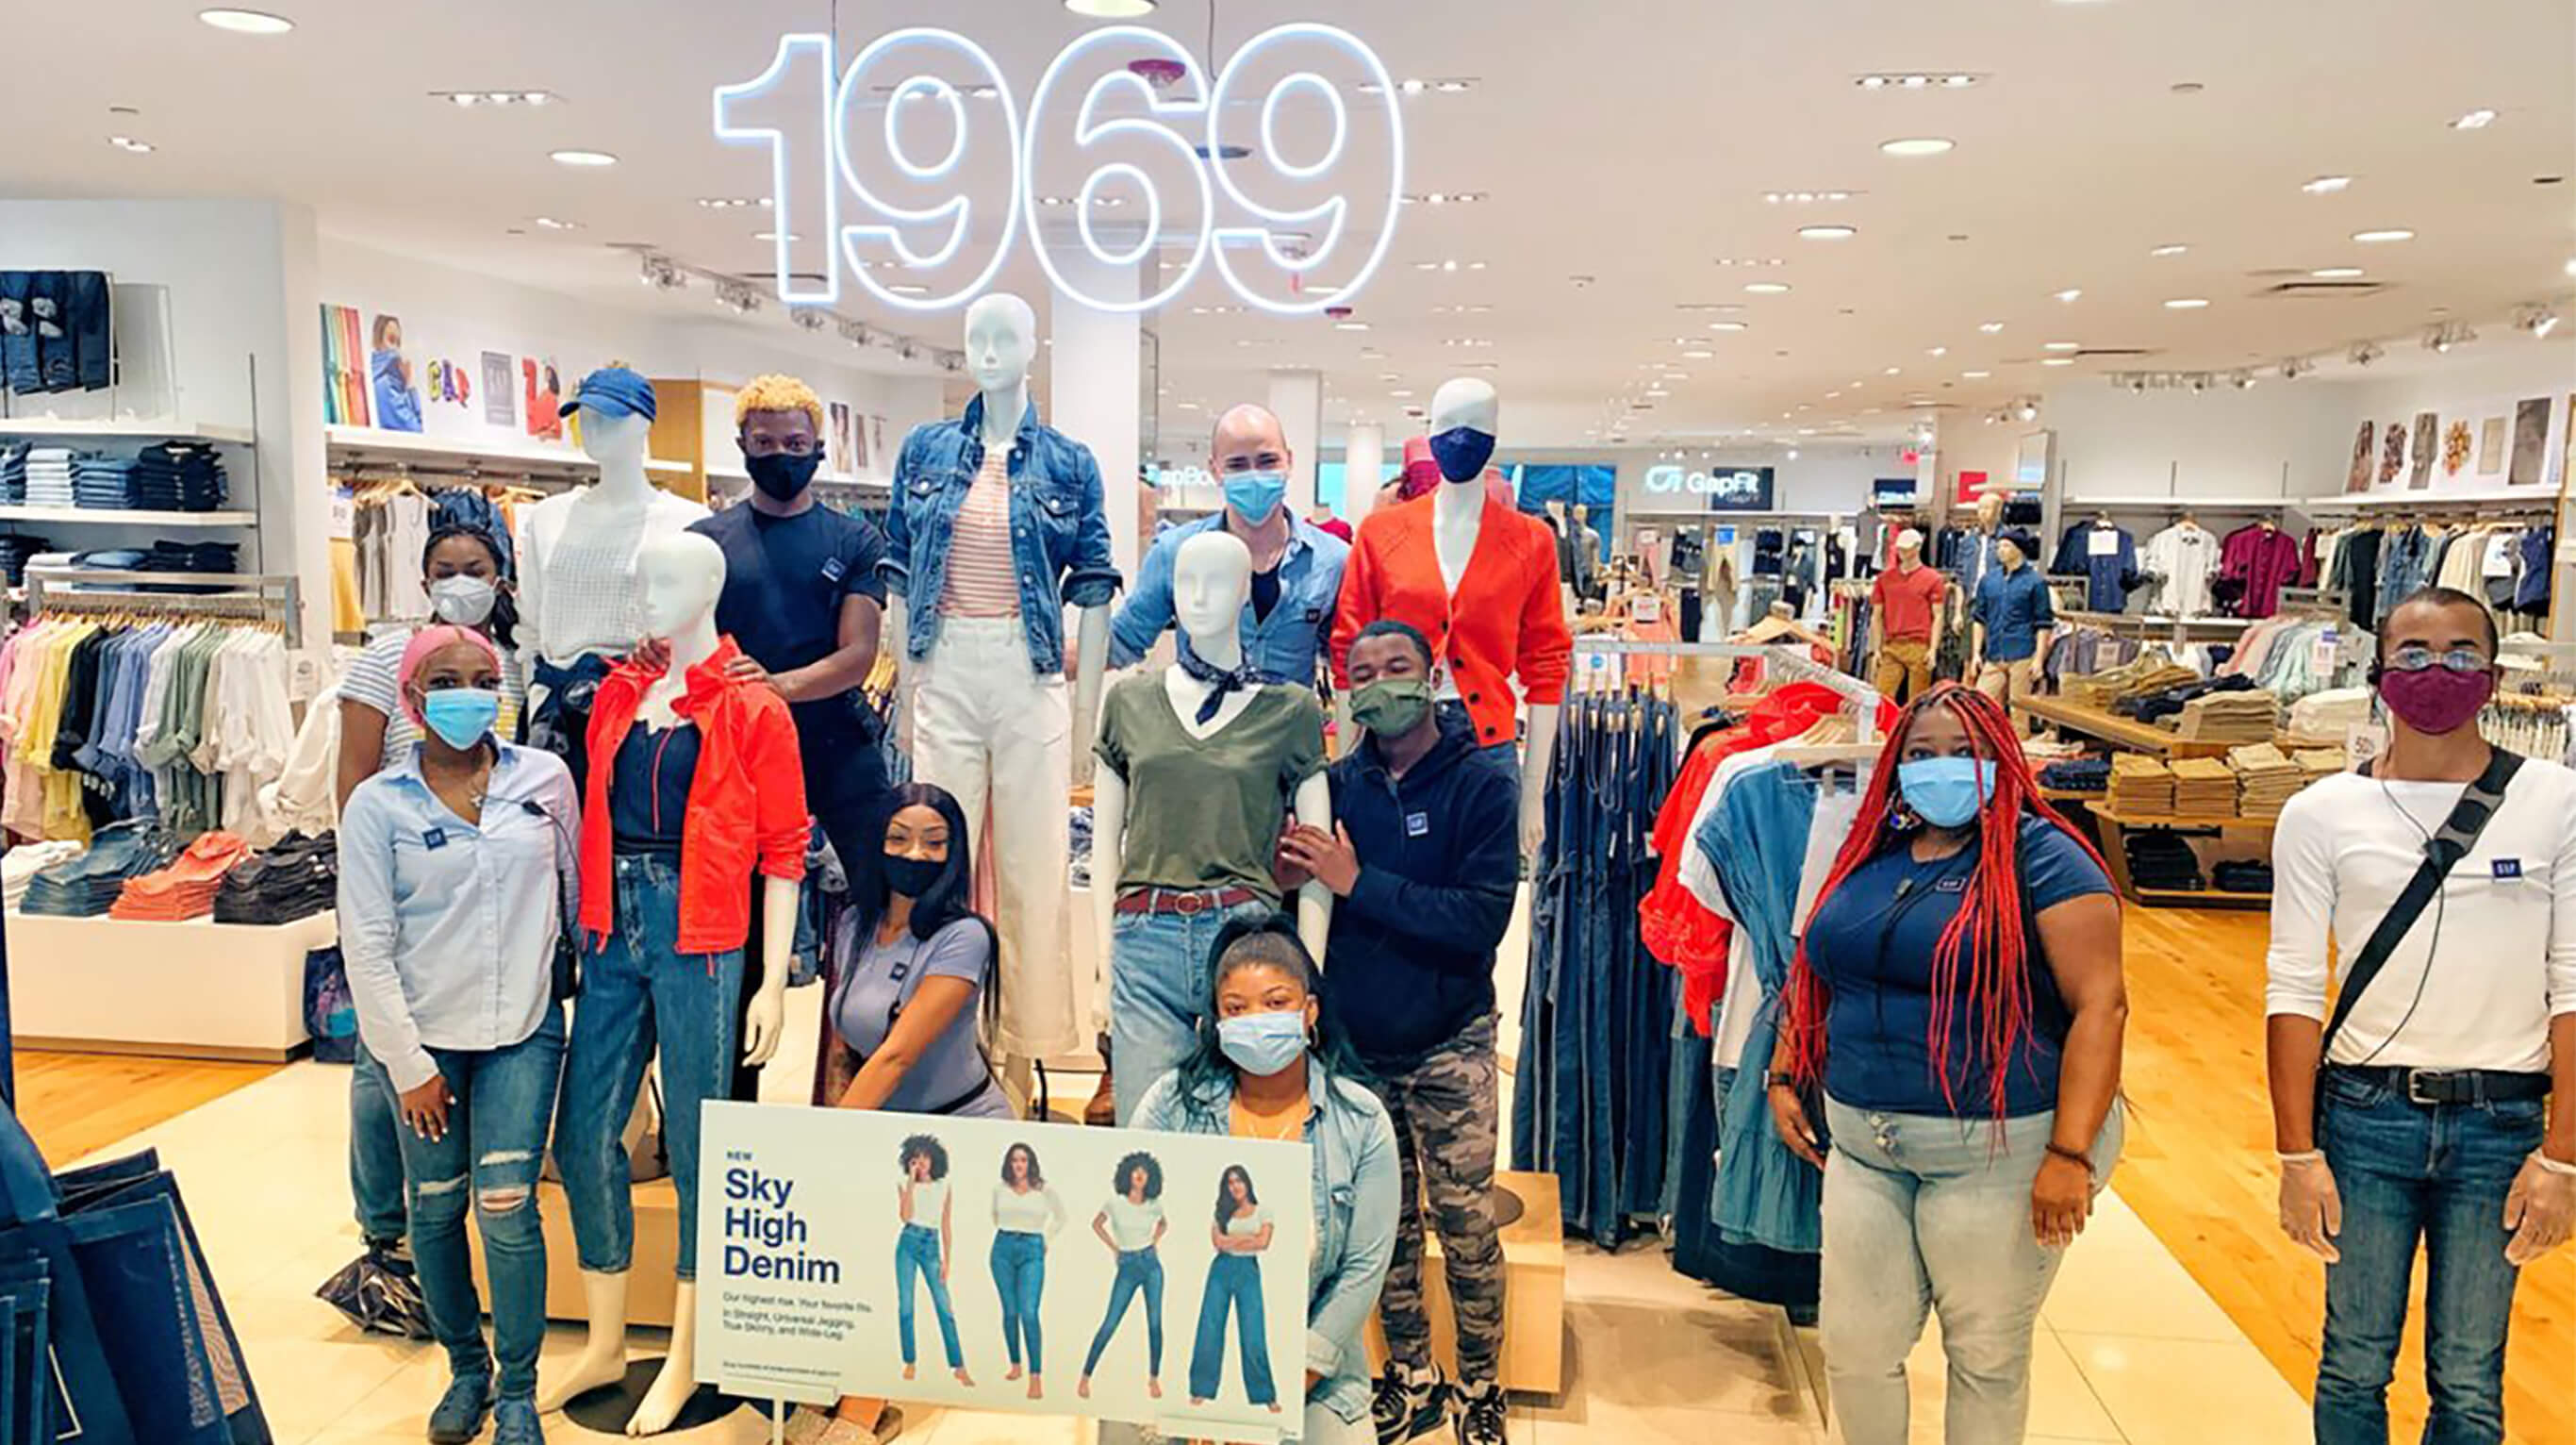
1372, 1012, 1506, 1384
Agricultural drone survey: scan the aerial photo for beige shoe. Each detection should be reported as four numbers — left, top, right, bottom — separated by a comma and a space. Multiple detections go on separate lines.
779, 1407, 831, 1445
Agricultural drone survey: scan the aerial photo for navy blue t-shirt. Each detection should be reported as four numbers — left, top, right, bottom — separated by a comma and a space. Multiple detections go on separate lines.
691, 502, 888, 749
1803, 814, 2111, 1118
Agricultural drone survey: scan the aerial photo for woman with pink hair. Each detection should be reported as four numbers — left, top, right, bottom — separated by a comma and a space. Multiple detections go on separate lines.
338, 624, 579, 1445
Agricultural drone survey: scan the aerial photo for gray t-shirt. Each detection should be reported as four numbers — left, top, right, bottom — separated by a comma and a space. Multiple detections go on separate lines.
1094, 673, 1326, 904
830, 917, 995, 1113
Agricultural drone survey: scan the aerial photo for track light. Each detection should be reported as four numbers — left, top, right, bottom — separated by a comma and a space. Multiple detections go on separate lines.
2279, 357, 2315, 380
2514, 304, 2561, 339
2015, 397, 2040, 423
636, 252, 685, 291
2348, 340, 2386, 367
791, 307, 826, 332
2228, 370, 2257, 390
2422, 321, 2476, 353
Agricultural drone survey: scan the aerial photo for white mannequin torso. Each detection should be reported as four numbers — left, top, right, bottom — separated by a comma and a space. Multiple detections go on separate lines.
518, 412, 708, 669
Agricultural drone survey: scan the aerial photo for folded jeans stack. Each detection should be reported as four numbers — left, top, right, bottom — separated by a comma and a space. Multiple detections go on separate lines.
2119, 672, 2259, 724
2037, 756, 2112, 793
2212, 859, 2273, 894
130, 540, 239, 573
2172, 686, 2277, 742
0, 536, 56, 586
213, 830, 336, 924
18, 821, 178, 918
2294, 747, 2348, 786
2123, 830, 2204, 891
22, 447, 74, 507
109, 831, 254, 921
2228, 743, 2306, 818
0, 440, 25, 502
2061, 656, 2195, 710
69, 455, 138, 509
132, 442, 229, 512
2169, 757, 2238, 816
2, 839, 85, 909
2106, 754, 2174, 816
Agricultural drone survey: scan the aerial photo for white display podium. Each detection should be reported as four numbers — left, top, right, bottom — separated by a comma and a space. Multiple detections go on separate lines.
5, 907, 332, 1060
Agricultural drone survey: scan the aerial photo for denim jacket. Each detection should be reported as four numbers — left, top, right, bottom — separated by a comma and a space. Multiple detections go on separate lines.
1110, 512, 1351, 685
883, 395, 1123, 673
1132, 1059, 1401, 1427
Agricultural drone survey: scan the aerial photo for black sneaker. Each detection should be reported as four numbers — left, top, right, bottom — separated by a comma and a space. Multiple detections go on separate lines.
1373, 1363, 1446, 1444
1451, 1378, 1508, 1445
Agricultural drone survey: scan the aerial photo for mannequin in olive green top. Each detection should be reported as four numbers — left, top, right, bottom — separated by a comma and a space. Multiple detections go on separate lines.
1093, 531, 1331, 1124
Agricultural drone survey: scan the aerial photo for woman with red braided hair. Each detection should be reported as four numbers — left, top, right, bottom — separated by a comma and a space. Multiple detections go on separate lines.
1768, 683, 2128, 1445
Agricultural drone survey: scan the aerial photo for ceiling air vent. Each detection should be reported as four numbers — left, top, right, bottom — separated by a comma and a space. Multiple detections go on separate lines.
2259, 279, 2389, 299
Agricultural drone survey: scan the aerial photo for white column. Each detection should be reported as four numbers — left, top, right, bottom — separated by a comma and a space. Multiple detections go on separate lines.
1269, 368, 1323, 516
1048, 257, 1143, 580
1343, 421, 1386, 527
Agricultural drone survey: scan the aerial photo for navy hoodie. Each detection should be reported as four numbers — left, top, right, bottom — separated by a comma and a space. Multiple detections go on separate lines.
1319, 709, 1522, 1064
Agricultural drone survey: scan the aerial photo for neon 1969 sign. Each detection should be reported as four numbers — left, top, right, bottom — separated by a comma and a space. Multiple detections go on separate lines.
713, 25, 1405, 317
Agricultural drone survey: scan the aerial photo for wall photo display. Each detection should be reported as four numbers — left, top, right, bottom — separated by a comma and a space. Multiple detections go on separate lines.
2407, 411, 2436, 490
2379, 419, 2407, 488
2509, 397, 2551, 486
2479, 416, 2507, 475
2345, 422, 2374, 494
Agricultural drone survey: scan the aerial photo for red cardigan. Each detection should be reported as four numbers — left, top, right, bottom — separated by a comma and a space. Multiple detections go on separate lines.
1330, 492, 1571, 748
580, 637, 809, 955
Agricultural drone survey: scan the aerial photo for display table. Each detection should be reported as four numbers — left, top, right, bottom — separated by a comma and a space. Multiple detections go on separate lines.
2073, 804, 2276, 910
3, 907, 331, 1060
2010, 695, 2237, 759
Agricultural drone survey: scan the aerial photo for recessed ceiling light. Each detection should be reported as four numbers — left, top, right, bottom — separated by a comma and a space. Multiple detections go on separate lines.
2452, 108, 2498, 130
1798, 224, 1858, 240
1926, 347, 1947, 357
2055, 288, 2084, 302
2150, 243, 2189, 257
2043, 340, 2082, 351
1979, 321, 2006, 333
1743, 282, 1792, 295
1389, 389, 1414, 398
197, 8, 293, 34
1963, 370, 1992, 379
1879, 137, 1956, 158
550, 149, 618, 167
1333, 321, 1370, 332
1883, 366, 1903, 375
1645, 389, 1670, 398
535, 216, 580, 230
2164, 297, 2210, 309
2311, 266, 2366, 279
434, 90, 560, 107
2353, 228, 2415, 242
1681, 348, 1715, 359
2303, 174, 2353, 194
2043, 357, 2080, 368
885, 283, 930, 296
751, 229, 799, 241
107, 135, 156, 153
1065, 0, 1156, 15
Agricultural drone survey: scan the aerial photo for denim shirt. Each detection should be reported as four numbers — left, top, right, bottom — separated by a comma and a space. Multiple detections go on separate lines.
1109, 512, 1352, 684
1972, 565, 2056, 663
338, 742, 581, 1094
883, 394, 1123, 673
1131, 1060, 1401, 1427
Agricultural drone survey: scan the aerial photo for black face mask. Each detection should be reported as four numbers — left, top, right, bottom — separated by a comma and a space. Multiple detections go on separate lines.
747, 451, 822, 501
883, 853, 944, 899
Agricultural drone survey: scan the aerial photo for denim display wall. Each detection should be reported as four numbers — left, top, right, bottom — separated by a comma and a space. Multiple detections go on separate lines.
0, 272, 112, 396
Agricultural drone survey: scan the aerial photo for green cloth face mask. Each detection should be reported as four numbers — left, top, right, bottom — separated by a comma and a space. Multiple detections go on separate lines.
1350, 677, 1433, 737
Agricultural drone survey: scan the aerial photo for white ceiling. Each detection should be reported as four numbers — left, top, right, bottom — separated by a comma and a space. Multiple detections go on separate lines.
6, 0, 2572, 449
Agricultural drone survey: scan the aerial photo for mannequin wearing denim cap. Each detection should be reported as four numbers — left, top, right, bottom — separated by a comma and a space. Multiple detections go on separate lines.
339, 624, 578, 1445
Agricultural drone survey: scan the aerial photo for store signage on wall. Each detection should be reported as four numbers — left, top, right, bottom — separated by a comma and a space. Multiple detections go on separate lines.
716, 25, 1404, 316
1645, 464, 1775, 511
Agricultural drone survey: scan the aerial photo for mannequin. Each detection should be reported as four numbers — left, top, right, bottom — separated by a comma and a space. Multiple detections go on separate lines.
1868, 526, 1946, 705
543, 532, 801, 1435
1093, 531, 1331, 1123
886, 293, 1115, 1073
1333, 379, 1568, 855
1960, 490, 2007, 596
1970, 534, 2055, 733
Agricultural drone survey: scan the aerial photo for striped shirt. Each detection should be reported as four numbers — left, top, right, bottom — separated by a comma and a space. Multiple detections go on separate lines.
942, 452, 1021, 618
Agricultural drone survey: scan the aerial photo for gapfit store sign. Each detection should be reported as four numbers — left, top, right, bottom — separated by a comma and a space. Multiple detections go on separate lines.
714, 25, 1405, 315
1644, 463, 1777, 510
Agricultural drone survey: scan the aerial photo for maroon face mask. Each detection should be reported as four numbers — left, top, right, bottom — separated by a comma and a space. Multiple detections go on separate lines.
2376, 666, 2495, 736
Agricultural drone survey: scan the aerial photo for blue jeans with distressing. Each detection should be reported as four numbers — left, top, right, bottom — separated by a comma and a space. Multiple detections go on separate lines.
1189, 1252, 1277, 1406
397, 1005, 566, 1401
895, 1223, 964, 1369
1820, 1099, 2123, 1445
2313, 1071, 2544, 1445
554, 853, 743, 1281
1108, 902, 1271, 1125
991, 1230, 1048, 1374
1082, 1247, 1165, 1378
349, 1040, 409, 1243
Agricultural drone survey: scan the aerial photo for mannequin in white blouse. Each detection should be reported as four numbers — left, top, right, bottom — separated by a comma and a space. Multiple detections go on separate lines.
517, 408, 708, 676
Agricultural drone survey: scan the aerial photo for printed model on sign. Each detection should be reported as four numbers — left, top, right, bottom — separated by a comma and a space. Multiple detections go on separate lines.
1189, 1163, 1280, 1414
894, 1133, 974, 1387
1078, 1150, 1170, 1402
990, 1140, 1067, 1401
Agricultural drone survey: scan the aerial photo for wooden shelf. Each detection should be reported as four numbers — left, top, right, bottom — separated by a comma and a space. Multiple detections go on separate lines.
2090, 807, 2277, 831
2011, 693, 2239, 758
0, 504, 256, 528
0, 417, 255, 445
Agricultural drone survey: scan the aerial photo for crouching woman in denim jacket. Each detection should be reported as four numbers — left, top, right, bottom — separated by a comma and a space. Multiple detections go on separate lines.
1123, 918, 1401, 1445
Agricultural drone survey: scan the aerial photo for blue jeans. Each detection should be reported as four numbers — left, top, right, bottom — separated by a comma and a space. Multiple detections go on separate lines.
992, 1230, 1047, 1373
895, 1223, 964, 1369
1820, 1100, 2124, 1445
396, 1006, 565, 1401
1109, 902, 1272, 1125
2313, 1072, 2545, 1445
555, 853, 744, 1281
1189, 1252, 1277, 1406
1082, 1247, 1165, 1378
349, 1040, 409, 1243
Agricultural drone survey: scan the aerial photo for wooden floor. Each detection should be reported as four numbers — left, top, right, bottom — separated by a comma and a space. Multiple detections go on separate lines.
8, 904, 2570, 1442
2117, 906, 2573, 1445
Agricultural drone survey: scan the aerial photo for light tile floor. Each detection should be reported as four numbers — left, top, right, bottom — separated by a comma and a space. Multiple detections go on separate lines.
77, 1049, 2305, 1444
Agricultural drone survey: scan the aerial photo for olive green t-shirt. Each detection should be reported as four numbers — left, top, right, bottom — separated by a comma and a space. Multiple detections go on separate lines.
1095, 673, 1327, 905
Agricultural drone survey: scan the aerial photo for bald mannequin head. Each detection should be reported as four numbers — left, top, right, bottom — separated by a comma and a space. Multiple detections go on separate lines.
1211, 405, 1291, 478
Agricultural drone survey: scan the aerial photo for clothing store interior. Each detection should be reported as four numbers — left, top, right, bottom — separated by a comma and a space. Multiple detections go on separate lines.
1, 2, 2571, 1444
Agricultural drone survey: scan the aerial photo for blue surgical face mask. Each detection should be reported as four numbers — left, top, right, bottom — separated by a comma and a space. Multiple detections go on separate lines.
1898, 756, 1997, 829
420, 687, 501, 751
1428, 426, 1496, 483
1223, 469, 1288, 525
1216, 1009, 1309, 1077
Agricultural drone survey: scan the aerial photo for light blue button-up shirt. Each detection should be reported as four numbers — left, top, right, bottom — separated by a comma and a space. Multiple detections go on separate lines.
338, 742, 580, 1093
1109, 512, 1352, 685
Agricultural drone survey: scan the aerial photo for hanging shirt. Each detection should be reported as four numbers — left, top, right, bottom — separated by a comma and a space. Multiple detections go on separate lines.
2219, 523, 2305, 621
2142, 522, 2221, 618
2052, 521, 2138, 612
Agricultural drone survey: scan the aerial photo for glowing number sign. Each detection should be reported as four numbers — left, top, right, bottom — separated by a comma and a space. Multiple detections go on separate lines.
714, 25, 1404, 316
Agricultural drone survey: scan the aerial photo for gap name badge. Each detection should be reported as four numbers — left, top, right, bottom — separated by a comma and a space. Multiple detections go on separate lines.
1405, 811, 1430, 839
2492, 859, 2523, 881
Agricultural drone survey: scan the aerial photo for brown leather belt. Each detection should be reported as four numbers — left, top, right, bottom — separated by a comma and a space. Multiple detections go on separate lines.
1114, 886, 1261, 917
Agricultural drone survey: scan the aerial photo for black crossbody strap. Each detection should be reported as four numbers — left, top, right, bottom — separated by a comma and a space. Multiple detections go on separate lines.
2323, 749, 2525, 1053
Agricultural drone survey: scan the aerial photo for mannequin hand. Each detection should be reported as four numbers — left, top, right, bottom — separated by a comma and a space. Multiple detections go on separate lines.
742, 988, 785, 1068
399, 1078, 454, 1142
1518, 789, 1546, 858
1278, 824, 1359, 896
1766, 1084, 1825, 1170
2278, 1154, 2344, 1263
2031, 1153, 2094, 1248
2502, 1154, 2576, 1266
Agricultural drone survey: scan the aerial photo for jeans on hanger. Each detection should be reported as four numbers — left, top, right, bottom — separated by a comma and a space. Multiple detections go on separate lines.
348, 1041, 409, 1244
1082, 1247, 1165, 1378
555, 853, 744, 1282
1107, 900, 1272, 1125
58, 1196, 232, 1445
894, 1223, 965, 1370
1188, 1251, 1277, 1406
991, 1229, 1048, 1376
395, 1007, 565, 1402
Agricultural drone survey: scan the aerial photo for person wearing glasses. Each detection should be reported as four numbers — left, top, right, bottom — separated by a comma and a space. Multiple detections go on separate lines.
688, 374, 890, 1095
2267, 586, 2576, 1445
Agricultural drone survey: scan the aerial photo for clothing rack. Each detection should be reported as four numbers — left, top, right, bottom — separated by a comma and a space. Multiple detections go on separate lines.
23, 565, 302, 647
1571, 639, 1883, 739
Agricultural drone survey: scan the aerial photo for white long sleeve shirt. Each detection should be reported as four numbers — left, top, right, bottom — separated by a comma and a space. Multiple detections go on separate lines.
2266, 760, 2576, 1073
2142, 523, 2220, 619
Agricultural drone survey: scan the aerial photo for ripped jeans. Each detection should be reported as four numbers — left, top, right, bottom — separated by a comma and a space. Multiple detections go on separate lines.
394, 1005, 567, 1400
